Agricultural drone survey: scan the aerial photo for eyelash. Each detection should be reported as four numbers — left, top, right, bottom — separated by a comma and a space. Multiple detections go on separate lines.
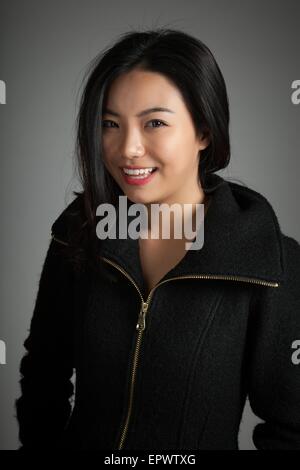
101, 119, 167, 129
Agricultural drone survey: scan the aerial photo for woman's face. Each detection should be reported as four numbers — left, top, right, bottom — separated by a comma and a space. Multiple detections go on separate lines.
101, 68, 209, 208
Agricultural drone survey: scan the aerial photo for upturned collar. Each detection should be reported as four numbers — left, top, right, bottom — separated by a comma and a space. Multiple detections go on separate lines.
51, 174, 284, 291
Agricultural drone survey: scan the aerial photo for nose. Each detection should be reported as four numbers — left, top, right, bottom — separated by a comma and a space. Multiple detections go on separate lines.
120, 128, 145, 159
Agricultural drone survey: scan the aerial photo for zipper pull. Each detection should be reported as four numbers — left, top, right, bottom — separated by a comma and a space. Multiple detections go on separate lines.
136, 302, 148, 331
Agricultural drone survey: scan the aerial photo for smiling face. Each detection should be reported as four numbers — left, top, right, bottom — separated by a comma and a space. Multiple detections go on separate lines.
101, 68, 210, 211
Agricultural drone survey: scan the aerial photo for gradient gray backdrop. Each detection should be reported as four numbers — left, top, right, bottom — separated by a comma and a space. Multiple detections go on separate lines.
0, 0, 299, 450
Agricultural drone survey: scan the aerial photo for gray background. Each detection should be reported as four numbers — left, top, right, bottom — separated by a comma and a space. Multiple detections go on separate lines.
0, 0, 299, 450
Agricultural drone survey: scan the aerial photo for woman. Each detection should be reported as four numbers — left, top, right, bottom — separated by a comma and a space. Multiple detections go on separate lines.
15, 28, 300, 450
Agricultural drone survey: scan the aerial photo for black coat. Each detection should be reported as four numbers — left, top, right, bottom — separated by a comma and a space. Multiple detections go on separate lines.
15, 174, 300, 450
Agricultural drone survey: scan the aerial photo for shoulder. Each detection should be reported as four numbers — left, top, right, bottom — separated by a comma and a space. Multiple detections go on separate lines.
210, 174, 283, 228
280, 234, 300, 286
229, 180, 300, 245
50, 192, 87, 246
226, 177, 300, 281
227, 177, 299, 245
228, 178, 281, 216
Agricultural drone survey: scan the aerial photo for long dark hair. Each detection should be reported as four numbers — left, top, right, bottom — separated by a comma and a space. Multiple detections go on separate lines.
65, 27, 231, 275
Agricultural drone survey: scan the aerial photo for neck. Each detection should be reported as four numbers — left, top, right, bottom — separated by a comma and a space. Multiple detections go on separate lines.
143, 191, 209, 240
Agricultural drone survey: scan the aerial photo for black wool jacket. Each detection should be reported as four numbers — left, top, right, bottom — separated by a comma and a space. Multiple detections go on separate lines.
15, 174, 300, 450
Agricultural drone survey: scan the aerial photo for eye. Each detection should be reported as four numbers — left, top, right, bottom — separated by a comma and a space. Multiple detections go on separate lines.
101, 119, 167, 129
102, 120, 118, 128
146, 119, 167, 128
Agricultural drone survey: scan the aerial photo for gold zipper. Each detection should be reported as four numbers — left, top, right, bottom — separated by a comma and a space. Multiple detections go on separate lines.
51, 233, 280, 289
99, 256, 154, 450
51, 234, 69, 246
51, 234, 280, 449
117, 300, 149, 450
99, 256, 279, 450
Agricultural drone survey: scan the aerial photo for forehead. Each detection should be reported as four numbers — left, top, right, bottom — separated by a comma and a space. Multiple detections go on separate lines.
103, 69, 185, 111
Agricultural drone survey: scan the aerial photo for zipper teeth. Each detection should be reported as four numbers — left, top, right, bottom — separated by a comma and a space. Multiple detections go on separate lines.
100, 256, 144, 302
51, 234, 280, 449
102, 256, 280, 288
118, 326, 143, 449
117, 299, 153, 450
157, 274, 279, 288
97, 256, 149, 450
99, 257, 280, 451
51, 235, 280, 289
51, 234, 69, 246
51, 235, 280, 288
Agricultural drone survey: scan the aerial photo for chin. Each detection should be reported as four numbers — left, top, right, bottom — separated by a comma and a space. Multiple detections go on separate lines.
125, 192, 157, 206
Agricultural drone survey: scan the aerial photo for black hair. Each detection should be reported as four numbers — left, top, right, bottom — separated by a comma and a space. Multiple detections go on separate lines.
66, 27, 231, 274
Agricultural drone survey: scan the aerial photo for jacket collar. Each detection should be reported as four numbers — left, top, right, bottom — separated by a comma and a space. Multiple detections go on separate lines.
98, 174, 284, 291
51, 174, 284, 292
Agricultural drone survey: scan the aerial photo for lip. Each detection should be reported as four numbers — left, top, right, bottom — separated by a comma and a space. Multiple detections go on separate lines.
121, 166, 156, 169
120, 168, 158, 186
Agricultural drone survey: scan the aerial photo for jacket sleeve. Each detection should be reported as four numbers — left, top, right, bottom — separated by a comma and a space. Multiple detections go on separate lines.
14, 234, 75, 450
247, 234, 300, 450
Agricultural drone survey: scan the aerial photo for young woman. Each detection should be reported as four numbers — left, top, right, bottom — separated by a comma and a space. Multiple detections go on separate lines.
15, 28, 300, 450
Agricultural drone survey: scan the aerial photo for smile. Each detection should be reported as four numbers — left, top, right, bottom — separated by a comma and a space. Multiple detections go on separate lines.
121, 167, 158, 185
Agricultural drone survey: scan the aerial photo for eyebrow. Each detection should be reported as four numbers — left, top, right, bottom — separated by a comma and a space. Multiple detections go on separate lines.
102, 107, 175, 117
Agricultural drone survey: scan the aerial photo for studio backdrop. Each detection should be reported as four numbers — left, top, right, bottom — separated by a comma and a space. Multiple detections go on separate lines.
0, 0, 299, 450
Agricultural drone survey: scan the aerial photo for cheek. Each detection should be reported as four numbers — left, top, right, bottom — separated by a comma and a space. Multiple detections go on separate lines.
101, 134, 117, 157
155, 136, 182, 167
102, 144, 117, 169
102, 155, 117, 180
157, 144, 187, 175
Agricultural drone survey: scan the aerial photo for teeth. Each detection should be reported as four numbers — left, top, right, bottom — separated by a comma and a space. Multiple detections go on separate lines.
123, 167, 156, 176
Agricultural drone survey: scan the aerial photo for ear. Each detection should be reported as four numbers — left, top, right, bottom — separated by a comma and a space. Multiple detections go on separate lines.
197, 129, 211, 151
199, 130, 211, 150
